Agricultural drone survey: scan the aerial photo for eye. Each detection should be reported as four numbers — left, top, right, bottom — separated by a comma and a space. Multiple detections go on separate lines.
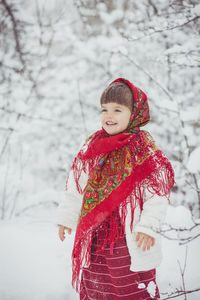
115, 109, 121, 112
101, 109, 107, 112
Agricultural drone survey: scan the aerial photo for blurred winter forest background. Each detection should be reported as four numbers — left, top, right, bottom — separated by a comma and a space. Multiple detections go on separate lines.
0, 0, 200, 299
1, 0, 200, 219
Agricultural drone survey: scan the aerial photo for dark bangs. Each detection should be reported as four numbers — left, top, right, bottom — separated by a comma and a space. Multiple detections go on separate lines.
100, 82, 133, 111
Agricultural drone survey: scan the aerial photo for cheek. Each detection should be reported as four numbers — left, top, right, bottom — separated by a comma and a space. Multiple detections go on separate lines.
121, 115, 131, 129
120, 116, 128, 126
123, 120, 129, 129
101, 114, 105, 124
125, 113, 131, 125
126, 116, 131, 126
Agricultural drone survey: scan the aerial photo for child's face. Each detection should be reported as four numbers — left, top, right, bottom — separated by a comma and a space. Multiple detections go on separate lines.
101, 102, 132, 135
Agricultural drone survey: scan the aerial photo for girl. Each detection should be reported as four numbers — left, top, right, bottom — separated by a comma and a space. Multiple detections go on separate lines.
56, 78, 175, 299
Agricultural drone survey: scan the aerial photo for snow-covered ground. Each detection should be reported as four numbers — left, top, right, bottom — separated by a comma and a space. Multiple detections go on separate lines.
0, 205, 199, 300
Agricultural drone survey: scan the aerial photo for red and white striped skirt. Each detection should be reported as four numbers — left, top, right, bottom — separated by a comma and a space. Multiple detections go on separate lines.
80, 212, 160, 300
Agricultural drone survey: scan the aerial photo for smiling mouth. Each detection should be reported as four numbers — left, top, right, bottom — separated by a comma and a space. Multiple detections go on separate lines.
106, 121, 117, 126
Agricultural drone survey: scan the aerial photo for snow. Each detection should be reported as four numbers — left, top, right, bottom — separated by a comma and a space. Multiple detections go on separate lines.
1, 0, 200, 299
0, 212, 78, 300
192, 4, 200, 16
147, 281, 156, 298
99, 9, 124, 25
157, 205, 200, 299
138, 283, 146, 289
0, 205, 199, 300
180, 108, 200, 122
153, 98, 178, 111
187, 147, 200, 173
165, 205, 195, 229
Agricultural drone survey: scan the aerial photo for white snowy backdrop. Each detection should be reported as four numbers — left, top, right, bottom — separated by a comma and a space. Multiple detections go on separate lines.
0, 0, 200, 299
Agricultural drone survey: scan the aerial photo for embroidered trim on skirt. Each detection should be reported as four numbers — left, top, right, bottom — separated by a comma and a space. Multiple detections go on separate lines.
79, 212, 160, 300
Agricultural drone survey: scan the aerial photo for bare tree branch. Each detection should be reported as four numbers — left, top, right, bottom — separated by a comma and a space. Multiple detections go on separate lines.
148, 0, 158, 15
127, 16, 200, 42
177, 246, 188, 300
1, 0, 25, 66
0, 126, 16, 132
161, 287, 200, 299
15, 201, 58, 217
0, 106, 80, 130
118, 50, 174, 102
159, 222, 200, 244
174, 97, 200, 214
77, 80, 88, 136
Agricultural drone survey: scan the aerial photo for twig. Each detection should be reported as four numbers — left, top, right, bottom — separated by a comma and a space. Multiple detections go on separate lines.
159, 225, 200, 244
127, 16, 200, 42
177, 246, 188, 300
1, 144, 10, 219
15, 201, 58, 217
161, 287, 200, 299
1, 0, 25, 66
77, 80, 88, 136
118, 51, 174, 102
174, 96, 200, 216
0, 126, 16, 132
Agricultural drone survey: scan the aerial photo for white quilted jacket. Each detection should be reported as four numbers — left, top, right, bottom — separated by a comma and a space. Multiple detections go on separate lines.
55, 168, 168, 272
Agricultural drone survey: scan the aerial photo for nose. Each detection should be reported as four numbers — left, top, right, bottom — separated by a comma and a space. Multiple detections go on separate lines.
105, 111, 113, 119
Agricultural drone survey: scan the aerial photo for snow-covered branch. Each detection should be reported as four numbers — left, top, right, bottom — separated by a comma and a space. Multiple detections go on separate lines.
1, 0, 25, 66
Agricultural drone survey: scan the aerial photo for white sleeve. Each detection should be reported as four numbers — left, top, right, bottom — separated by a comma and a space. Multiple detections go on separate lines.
55, 168, 88, 231
134, 188, 169, 239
